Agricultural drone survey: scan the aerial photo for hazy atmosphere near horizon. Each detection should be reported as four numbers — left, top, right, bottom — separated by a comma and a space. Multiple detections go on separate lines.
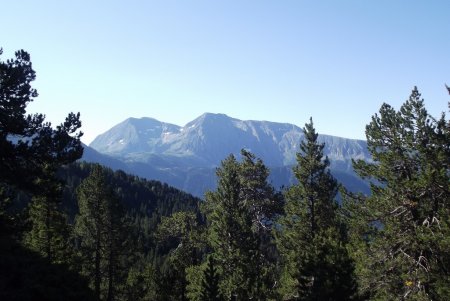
1, 0, 449, 144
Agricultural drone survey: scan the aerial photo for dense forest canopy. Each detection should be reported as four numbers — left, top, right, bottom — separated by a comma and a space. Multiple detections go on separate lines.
1, 49, 449, 300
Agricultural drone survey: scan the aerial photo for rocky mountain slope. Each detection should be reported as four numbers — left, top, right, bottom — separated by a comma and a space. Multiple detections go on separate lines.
86, 113, 371, 197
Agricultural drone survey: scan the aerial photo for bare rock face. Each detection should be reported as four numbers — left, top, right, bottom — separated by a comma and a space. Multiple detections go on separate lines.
86, 113, 371, 197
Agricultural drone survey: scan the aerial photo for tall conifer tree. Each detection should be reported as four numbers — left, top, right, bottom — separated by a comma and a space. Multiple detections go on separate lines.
155, 211, 202, 301
193, 150, 280, 300
0, 48, 83, 238
276, 118, 357, 300
345, 87, 450, 300
23, 183, 71, 263
200, 255, 222, 301
75, 164, 128, 301
0, 48, 92, 300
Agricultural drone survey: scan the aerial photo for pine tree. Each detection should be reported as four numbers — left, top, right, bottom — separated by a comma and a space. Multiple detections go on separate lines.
345, 87, 450, 300
200, 150, 280, 300
204, 154, 250, 300
238, 149, 282, 298
23, 163, 74, 263
276, 118, 357, 300
0, 49, 83, 193
0, 48, 92, 300
23, 195, 72, 263
75, 164, 129, 301
124, 262, 158, 301
0, 48, 83, 239
155, 211, 202, 300
200, 255, 222, 301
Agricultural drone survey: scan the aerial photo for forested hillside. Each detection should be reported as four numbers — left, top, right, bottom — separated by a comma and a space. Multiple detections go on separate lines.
0, 49, 204, 300
1, 49, 449, 300
58, 162, 201, 221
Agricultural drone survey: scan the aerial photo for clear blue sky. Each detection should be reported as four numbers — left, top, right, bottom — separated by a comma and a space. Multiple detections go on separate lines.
2, 0, 449, 144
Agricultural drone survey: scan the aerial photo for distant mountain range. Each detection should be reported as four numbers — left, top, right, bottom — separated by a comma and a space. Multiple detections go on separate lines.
82, 113, 371, 197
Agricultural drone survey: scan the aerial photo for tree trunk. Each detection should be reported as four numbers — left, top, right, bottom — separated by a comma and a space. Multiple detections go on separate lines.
106, 247, 114, 301
95, 229, 101, 301
45, 200, 52, 261
310, 194, 315, 239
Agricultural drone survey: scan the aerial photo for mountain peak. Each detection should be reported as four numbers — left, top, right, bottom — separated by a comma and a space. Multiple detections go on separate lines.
89, 116, 180, 155
123, 117, 164, 128
87, 113, 371, 197
194, 112, 232, 122
200, 112, 230, 119
183, 112, 234, 129
90, 113, 369, 168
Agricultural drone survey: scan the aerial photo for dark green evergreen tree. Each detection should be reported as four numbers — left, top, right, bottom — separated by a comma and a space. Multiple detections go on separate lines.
238, 149, 282, 298
23, 163, 75, 264
345, 87, 450, 300
124, 262, 158, 301
204, 154, 252, 300
0, 48, 82, 236
0, 48, 91, 299
276, 118, 357, 300
155, 211, 203, 301
200, 255, 222, 301
0, 48, 83, 193
193, 150, 280, 300
23, 195, 71, 263
75, 164, 129, 301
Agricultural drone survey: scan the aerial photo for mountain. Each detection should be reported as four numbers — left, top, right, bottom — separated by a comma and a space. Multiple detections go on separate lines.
89, 117, 181, 155
87, 113, 371, 197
